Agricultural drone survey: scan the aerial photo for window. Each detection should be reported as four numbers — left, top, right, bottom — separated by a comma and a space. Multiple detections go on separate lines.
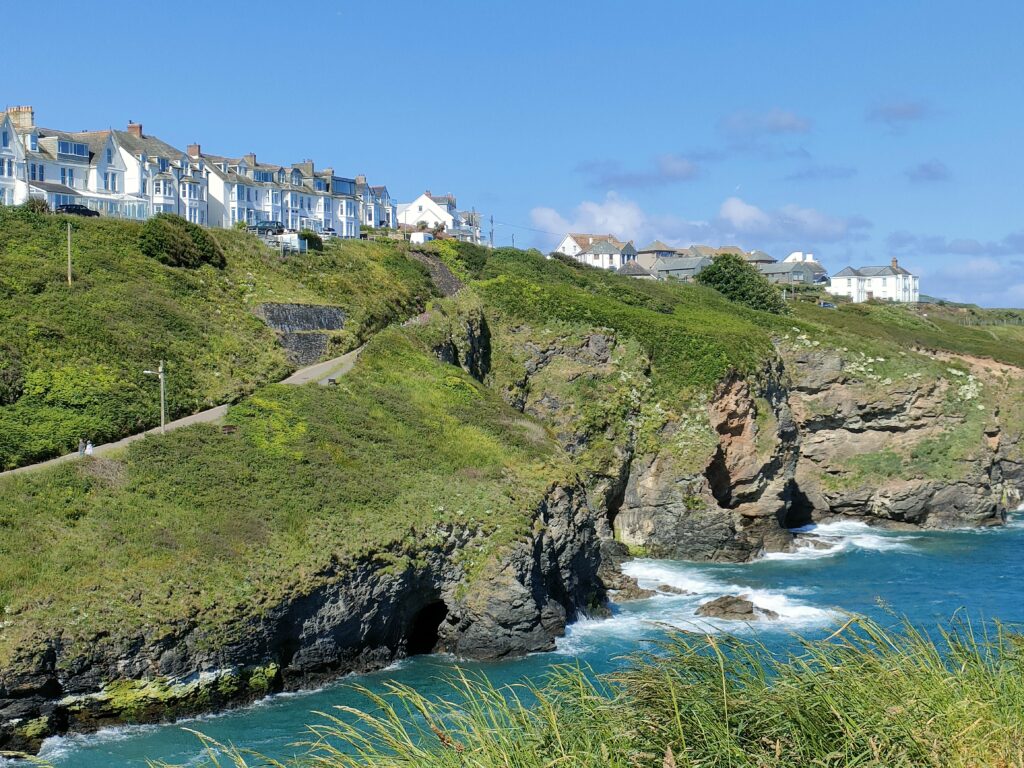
38, 165, 43, 181
106, 148, 112, 164
103, 172, 108, 190
109, 173, 115, 192
846, 278, 852, 286
57, 140, 89, 158
142, 179, 147, 193
29, 134, 37, 151
30, 163, 36, 181
1, 131, 7, 148
61, 168, 67, 185
67, 168, 74, 187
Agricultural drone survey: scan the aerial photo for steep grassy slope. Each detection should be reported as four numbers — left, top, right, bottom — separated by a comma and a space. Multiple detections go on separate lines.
0, 209, 434, 468
0, 320, 566, 666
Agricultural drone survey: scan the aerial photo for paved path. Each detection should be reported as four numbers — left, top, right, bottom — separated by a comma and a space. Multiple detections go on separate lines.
0, 345, 368, 480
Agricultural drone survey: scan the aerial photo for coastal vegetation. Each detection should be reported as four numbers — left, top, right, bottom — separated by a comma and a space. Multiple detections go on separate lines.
151, 617, 1024, 768
0, 209, 434, 469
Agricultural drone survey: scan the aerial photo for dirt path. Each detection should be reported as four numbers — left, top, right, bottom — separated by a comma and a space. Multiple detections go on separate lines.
1, 251, 458, 480
0, 346, 367, 480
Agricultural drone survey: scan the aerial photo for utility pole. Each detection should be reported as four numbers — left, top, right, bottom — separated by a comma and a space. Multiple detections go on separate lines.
144, 361, 166, 434
66, 221, 72, 285
512, 233, 515, 249
489, 214, 494, 249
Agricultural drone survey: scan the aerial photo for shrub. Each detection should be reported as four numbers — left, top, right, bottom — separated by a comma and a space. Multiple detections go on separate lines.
0, 345, 24, 405
696, 252, 788, 314
19, 198, 49, 215
298, 230, 323, 252
139, 213, 226, 269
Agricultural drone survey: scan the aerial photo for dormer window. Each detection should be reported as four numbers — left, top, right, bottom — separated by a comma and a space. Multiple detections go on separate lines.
106, 148, 112, 164
158, 158, 169, 172
57, 140, 89, 158
29, 134, 38, 151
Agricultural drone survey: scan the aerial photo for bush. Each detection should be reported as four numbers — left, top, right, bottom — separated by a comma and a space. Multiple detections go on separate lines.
0, 345, 24, 406
19, 198, 49, 215
298, 229, 323, 252
139, 213, 226, 269
696, 252, 788, 314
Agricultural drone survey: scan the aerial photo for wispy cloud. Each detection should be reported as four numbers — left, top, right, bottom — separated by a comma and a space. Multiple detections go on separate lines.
905, 159, 951, 183
785, 164, 858, 182
887, 229, 1024, 257
529, 193, 870, 253
718, 108, 812, 140
576, 153, 700, 189
866, 100, 934, 129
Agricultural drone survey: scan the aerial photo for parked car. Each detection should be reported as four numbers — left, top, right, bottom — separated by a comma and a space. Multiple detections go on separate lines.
56, 204, 99, 218
819, 301, 837, 309
322, 228, 337, 238
250, 220, 283, 235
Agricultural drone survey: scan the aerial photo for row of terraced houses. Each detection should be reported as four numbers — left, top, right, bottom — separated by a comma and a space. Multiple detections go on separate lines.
0, 106, 483, 243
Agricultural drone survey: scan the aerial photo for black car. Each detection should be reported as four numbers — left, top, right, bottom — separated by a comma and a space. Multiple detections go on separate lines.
250, 220, 284, 235
56, 204, 100, 218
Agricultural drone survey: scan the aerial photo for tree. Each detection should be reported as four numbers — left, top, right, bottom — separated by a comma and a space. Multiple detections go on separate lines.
19, 198, 49, 215
696, 253, 788, 314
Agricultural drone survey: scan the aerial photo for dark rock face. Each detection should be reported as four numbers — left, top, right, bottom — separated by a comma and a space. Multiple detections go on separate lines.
0, 483, 605, 754
696, 595, 778, 621
254, 303, 346, 365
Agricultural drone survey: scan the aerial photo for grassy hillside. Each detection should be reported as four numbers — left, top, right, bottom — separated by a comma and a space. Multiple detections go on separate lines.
0, 319, 566, 665
0, 209, 434, 469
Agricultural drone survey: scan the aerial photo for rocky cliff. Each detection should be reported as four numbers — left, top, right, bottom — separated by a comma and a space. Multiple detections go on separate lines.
0, 482, 603, 754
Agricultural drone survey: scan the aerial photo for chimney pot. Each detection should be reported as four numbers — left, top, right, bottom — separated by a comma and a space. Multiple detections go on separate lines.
891, 256, 899, 269
8, 105, 34, 131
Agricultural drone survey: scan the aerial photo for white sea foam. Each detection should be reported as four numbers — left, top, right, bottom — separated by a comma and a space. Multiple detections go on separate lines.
554, 559, 838, 654
763, 520, 916, 561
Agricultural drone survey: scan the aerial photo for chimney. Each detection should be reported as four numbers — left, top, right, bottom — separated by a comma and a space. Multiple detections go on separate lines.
243, 152, 256, 166
8, 105, 34, 131
891, 256, 899, 269
187, 143, 201, 158
127, 121, 143, 138
356, 174, 367, 185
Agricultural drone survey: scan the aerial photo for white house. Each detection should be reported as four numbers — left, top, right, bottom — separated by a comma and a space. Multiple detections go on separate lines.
0, 110, 26, 207
113, 123, 208, 223
397, 191, 482, 244
828, 258, 920, 303
554, 233, 637, 270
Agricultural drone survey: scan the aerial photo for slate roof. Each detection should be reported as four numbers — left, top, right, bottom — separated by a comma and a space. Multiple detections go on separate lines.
589, 239, 623, 255
652, 255, 711, 273
639, 239, 674, 253
617, 261, 655, 277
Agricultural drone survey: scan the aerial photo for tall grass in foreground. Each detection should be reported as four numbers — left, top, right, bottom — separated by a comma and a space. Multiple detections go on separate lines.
144, 616, 1022, 767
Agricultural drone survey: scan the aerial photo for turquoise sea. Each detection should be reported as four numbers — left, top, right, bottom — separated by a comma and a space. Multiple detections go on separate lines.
21, 513, 1024, 767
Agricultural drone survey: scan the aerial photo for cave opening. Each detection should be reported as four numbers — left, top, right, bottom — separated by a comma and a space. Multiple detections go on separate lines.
704, 446, 734, 507
782, 481, 815, 529
407, 601, 449, 656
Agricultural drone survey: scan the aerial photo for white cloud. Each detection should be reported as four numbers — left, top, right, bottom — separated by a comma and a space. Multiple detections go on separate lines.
529, 193, 869, 252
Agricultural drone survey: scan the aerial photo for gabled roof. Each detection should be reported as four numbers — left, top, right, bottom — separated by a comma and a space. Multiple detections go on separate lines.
568, 233, 625, 251
652, 255, 712, 272
589, 239, 623, 255
639, 239, 674, 253
758, 262, 818, 275
617, 261, 655, 277
744, 250, 776, 263
833, 267, 862, 277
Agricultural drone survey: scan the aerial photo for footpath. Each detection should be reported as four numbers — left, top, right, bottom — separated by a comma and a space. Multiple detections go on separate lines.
0, 346, 366, 480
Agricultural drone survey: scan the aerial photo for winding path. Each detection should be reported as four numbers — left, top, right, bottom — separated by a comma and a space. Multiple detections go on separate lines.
0, 249, 461, 481
0, 346, 367, 480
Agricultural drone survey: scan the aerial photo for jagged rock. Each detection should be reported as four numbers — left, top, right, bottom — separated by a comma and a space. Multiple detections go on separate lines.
655, 584, 691, 595
696, 595, 778, 621
613, 583, 657, 601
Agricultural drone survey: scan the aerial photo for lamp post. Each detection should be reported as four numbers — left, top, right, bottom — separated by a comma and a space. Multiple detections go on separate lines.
143, 361, 166, 434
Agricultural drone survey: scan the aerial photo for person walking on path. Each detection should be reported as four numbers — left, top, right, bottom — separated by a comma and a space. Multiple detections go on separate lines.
84, 440, 94, 456
78, 439, 86, 457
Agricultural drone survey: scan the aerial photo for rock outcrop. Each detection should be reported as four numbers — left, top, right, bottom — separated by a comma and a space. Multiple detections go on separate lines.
254, 303, 347, 365
696, 595, 778, 621
0, 484, 604, 754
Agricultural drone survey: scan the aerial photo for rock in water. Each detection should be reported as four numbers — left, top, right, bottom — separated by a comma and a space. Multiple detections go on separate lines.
696, 594, 778, 621
656, 584, 691, 595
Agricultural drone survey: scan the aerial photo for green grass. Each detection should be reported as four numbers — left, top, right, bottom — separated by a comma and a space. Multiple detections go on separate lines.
0, 321, 566, 666
148, 616, 1024, 768
0, 209, 435, 468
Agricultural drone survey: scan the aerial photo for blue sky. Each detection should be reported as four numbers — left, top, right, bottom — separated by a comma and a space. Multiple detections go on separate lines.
8, 1, 1024, 305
